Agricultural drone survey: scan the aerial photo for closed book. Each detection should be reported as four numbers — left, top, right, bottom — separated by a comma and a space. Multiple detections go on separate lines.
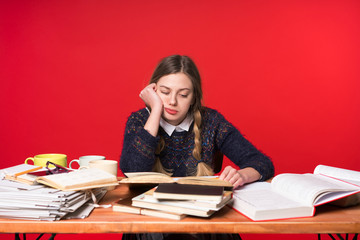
153, 183, 224, 202
144, 188, 233, 210
2, 164, 43, 185
113, 197, 141, 214
140, 208, 186, 220
132, 193, 215, 217
112, 196, 186, 220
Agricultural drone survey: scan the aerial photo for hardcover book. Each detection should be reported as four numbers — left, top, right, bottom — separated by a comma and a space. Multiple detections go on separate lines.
144, 188, 233, 210
132, 192, 215, 217
153, 183, 224, 202
112, 197, 186, 220
230, 165, 360, 221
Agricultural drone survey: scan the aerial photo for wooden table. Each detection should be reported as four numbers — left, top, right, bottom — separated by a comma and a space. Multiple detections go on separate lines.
0, 184, 359, 235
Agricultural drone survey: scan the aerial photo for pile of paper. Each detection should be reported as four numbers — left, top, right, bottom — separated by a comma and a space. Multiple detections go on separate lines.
0, 165, 107, 221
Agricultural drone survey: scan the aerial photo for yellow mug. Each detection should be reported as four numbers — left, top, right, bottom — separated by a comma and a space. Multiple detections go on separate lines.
25, 154, 67, 167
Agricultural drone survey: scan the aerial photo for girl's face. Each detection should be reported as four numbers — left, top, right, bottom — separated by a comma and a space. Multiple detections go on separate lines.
156, 73, 194, 126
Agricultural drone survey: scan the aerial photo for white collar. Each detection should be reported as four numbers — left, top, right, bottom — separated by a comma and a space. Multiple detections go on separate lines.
160, 114, 193, 136
145, 108, 193, 136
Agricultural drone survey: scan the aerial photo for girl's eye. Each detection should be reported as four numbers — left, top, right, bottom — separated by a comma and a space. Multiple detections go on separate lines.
161, 91, 170, 95
180, 94, 188, 98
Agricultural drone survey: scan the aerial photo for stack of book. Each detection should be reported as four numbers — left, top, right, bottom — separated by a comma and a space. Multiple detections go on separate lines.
0, 178, 107, 221
0, 164, 111, 221
113, 182, 233, 220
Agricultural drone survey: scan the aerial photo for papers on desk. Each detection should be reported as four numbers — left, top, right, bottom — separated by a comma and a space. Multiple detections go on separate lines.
0, 164, 42, 185
0, 178, 107, 221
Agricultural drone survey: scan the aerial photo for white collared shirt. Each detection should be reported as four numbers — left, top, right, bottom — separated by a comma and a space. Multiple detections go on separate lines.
160, 114, 194, 136
145, 108, 193, 136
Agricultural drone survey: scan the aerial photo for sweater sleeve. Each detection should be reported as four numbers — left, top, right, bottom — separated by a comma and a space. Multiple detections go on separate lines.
120, 110, 159, 173
212, 110, 275, 181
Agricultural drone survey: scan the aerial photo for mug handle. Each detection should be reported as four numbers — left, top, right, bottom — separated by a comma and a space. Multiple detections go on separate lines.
25, 157, 35, 165
79, 166, 89, 170
69, 159, 80, 169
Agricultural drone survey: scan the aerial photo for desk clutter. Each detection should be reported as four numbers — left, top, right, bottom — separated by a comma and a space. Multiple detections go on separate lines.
2, 159, 359, 222
0, 163, 113, 221
0, 178, 107, 221
113, 165, 360, 221
113, 183, 233, 220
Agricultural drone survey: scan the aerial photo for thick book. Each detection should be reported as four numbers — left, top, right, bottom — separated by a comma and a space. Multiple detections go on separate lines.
132, 192, 215, 217
140, 208, 186, 220
144, 188, 233, 210
112, 197, 186, 220
230, 165, 360, 221
153, 183, 224, 202
112, 197, 142, 214
119, 172, 233, 189
35, 168, 119, 191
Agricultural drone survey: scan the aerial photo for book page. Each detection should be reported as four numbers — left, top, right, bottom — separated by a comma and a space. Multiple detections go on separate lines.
314, 165, 360, 185
271, 173, 360, 206
37, 168, 117, 190
124, 172, 170, 178
233, 182, 308, 210
120, 172, 174, 184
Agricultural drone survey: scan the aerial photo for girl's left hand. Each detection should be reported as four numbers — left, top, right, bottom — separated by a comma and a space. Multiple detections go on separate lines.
219, 166, 261, 189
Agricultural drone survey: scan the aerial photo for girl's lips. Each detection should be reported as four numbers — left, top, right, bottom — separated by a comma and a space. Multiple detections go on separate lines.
165, 108, 178, 115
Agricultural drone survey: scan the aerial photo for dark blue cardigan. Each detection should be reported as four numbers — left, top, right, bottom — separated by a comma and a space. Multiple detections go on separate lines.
120, 107, 274, 180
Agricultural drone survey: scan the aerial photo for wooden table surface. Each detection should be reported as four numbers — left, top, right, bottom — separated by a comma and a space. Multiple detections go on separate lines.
0, 184, 359, 234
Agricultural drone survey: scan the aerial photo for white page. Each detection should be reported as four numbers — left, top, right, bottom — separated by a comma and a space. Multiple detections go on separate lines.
38, 168, 117, 190
271, 173, 360, 206
314, 165, 360, 184
125, 172, 168, 177
233, 182, 308, 209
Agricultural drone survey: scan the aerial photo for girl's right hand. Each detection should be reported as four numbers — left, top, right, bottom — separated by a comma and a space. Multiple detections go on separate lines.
139, 83, 163, 112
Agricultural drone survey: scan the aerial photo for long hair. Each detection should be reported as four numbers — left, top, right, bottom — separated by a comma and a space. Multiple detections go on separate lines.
150, 55, 214, 176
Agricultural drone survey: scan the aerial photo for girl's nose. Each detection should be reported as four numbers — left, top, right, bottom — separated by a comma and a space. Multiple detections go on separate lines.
169, 93, 177, 106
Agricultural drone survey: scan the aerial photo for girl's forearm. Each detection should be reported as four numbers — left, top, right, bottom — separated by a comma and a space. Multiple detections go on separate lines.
144, 107, 162, 137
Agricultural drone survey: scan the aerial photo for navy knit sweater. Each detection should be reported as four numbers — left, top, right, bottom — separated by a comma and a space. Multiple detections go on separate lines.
120, 107, 274, 180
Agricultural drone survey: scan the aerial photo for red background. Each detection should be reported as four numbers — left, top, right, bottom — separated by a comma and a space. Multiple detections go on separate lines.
1, 1, 359, 240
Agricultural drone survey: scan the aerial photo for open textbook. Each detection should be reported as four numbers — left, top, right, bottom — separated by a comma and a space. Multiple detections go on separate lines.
36, 168, 118, 191
230, 165, 360, 221
120, 172, 233, 189
1, 164, 119, 191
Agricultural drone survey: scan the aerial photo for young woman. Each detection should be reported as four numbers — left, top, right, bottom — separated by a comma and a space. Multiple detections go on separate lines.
120, 55, 274, 240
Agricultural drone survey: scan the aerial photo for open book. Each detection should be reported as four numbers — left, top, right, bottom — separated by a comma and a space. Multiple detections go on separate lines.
119, 172, 233, 189
230, 165, 360, 221
36, 168, 119, 191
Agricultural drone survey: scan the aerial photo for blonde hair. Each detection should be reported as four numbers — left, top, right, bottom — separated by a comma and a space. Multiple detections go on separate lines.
150, 55, 214, 176
152, 109, 214, 176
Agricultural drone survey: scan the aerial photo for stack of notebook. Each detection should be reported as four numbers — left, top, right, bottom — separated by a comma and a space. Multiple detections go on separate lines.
113, 183, 233, 220
0, 165, 108, 221
0, 179, 107, 220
